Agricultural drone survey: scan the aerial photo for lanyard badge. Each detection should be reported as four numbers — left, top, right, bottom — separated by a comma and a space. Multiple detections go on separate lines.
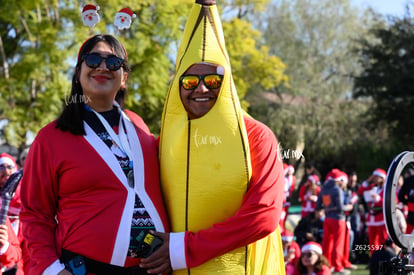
127, 169, 134, 188
87, 103, 135, 188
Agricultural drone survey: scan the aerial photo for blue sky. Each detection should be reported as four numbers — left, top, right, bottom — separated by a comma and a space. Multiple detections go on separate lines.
351, 0, 411, 16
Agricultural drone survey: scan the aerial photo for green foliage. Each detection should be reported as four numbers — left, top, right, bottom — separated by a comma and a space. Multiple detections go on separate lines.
353, 11, 414, 149
250, 0, 385, 174
223, 18, 288, 107
0, 0, 71, 149
0, 0, 288, 151
0, 0, 188, 148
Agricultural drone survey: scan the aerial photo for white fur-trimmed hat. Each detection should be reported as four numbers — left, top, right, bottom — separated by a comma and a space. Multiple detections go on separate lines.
373, 168, 387, 179
0, 153, 17, 168
281, 229, 294, 242
302, 241, 322, 255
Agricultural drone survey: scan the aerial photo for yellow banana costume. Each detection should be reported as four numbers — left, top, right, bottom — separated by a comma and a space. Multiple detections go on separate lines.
159, 0, 286, 274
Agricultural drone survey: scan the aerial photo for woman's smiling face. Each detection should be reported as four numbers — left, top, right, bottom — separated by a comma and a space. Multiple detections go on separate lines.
79, 41, 126, 108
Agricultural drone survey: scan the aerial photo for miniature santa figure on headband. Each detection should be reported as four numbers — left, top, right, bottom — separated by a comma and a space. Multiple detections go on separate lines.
81, 4, 100, 28
114, 8, 136, 30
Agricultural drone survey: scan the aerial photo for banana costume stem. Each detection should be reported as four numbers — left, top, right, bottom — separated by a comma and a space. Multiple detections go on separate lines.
159, 1, 286, 274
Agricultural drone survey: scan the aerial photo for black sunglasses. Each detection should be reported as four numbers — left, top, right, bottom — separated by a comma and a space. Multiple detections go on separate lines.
82, 53, 124, 71
179, 74, 224, 90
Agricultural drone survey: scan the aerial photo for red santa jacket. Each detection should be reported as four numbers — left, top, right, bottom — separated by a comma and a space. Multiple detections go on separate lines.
20, 110, 169, 275
0, 218, 22, 274
299, 184, 321, 217
366, 187, 385, 226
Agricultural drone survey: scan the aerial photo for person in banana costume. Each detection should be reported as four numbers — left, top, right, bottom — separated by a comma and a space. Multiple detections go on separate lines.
140, 0, 286, 274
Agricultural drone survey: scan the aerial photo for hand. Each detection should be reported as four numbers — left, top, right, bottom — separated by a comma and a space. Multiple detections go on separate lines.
309, 195, 318, 202
57, 269, 72, 275
305, 232, 314, 240
139, 231, 171, 274
344, 204, 353, 212
0, 225, 8, 249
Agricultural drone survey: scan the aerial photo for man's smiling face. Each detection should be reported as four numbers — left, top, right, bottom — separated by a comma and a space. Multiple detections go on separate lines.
179, 63, 222, 119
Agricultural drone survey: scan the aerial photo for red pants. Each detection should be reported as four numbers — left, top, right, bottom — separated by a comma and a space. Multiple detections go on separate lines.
322, 218, 346, 272
342, 225, 352, 268
368, 224, 388, 256
406, 223, 414, 234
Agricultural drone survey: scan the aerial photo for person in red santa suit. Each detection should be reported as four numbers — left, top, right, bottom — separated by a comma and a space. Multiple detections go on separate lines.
316, 169, 350, 274
0, 154, 21, 222
0, 218, 23, 275
282, 164, 296, 228
363, 168, 389, 256
0, 153, 27, 275
298, 174, 321, 218
20, 34, 169, 275
339, 171, 357, 270
282, 230, 301, 275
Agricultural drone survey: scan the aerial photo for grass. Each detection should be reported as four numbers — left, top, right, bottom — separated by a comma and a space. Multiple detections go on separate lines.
351, 265, 369, 275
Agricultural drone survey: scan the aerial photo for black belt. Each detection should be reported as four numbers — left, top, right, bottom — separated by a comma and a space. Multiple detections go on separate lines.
61, 249, 149, 275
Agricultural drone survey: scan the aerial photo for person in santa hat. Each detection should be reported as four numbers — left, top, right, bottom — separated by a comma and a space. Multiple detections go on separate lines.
362, 168, 390, 256
316, 169, 350, 274
282, 229, 301, 275
282, 164, 296, 227
0, 153, 22, 220
114, 8, 136, 30
298, 174, 321, 218
81, 4, 100, 27
339, 171, 358, 270
0, 153, 26, 275
294, 241, 331, 275
0, 153, 18, 188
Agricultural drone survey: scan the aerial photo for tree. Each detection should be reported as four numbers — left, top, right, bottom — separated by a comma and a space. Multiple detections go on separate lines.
353, 7, 414, 149
0, 0, 188, 151
250, 0, 377, 173
0, 0, 71, 152
0, 0, 288, 153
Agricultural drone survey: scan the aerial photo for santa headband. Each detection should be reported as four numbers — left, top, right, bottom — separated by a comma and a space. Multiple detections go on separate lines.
373, 168, 387, 179
80, 4, 136, 30
77, 34, 128, 61
302, 242, 322, 255
0, 153, 17, 168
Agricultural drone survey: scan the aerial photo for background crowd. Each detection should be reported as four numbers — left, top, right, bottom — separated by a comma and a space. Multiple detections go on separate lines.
281, 162, 412, 275
1, 149, 413, 274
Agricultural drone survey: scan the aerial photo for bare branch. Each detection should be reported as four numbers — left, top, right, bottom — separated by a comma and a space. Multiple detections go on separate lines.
0, 36, 9, 79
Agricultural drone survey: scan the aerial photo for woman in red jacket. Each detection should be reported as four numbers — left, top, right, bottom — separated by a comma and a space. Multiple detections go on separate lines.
20, 34, 169, 275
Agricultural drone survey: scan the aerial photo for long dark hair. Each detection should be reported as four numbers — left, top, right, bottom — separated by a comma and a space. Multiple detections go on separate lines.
296, 253, 330, 274
56, 34, 130, 135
